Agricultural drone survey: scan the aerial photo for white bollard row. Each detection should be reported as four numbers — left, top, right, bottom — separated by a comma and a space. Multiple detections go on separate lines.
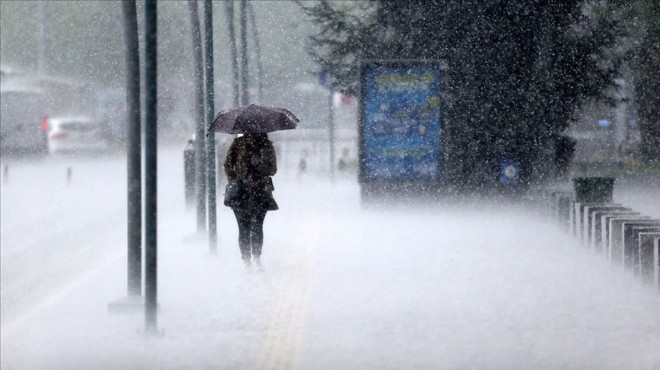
547, 190, 660, 293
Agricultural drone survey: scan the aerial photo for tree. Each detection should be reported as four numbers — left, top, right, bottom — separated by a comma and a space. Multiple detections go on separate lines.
300, 0, 625, 188
630, 0, 660, 165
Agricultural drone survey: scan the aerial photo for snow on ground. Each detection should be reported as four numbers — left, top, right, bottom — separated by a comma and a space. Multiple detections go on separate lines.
1, 147, 659, 370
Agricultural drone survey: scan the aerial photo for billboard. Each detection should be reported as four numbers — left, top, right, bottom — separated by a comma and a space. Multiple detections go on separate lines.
359, 61, 444, 182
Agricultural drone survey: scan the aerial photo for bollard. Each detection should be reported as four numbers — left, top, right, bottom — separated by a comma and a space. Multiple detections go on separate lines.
550, 191, 561, 220
575, 202, 611, 245
591, 208, 632, 250
569, 199, 577, 236
600, 213, 641, 255
622, 222, 660, 270
557, 194, 573, 231
582, 205, 624, 246
608, 217, 651, 264
67, 167, 72, 185
552, 191, 572, 224
3, 164, 8, 184
638, 232, 660, 285
184, 139, 195, 208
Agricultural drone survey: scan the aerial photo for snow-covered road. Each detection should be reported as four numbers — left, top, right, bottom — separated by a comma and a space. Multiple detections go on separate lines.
1, 147, 659, 370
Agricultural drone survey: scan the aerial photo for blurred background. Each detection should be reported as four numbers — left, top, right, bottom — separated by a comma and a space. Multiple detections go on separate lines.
0, 1, 357, 169
0, 0, 658, 185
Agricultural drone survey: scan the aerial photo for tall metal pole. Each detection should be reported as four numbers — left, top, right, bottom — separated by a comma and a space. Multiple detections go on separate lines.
144, 0, 158, 333
189, 0, 207, 233
239, 0, 249, 105
122, 0, 142, 297
37, 1, 47, 74
224, 1, 240, 107
246, 1, 263, 102
204, 0, 217, 254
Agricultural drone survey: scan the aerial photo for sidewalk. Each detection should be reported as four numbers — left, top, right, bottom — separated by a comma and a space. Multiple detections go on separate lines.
2, 178, 660, 370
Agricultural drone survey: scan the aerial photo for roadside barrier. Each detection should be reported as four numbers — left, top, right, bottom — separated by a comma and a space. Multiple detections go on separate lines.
543, 177, 660, 293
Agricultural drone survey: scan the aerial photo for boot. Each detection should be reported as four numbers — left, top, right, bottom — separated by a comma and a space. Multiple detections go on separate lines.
243, 256, 252, 271
253, 256, 263, 271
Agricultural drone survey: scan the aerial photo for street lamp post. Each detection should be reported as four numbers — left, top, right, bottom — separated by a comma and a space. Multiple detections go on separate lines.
239, 0, 249, 106
189, 0, 207, 233
247, 2, 263, 102
144, 0, 158, 334
224, 1, 240, 107
108, 0, 144, 314
122, 0, 142, 298
204, 0, 217, 254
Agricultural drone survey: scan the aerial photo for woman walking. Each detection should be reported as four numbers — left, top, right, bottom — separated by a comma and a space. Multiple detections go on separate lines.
224, 132, 278, 270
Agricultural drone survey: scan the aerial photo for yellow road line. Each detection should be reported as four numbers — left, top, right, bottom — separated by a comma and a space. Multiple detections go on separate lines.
254, 218, 317, 370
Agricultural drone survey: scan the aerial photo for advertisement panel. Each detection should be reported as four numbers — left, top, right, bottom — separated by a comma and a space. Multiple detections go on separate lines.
359, 61, 443, 182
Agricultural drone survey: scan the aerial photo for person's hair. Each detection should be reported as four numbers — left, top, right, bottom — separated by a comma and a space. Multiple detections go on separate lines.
245, 132, 268, 143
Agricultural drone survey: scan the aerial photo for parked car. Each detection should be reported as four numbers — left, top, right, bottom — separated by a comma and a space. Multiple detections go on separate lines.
46, 116, 110, 155
0, 86, 48, 157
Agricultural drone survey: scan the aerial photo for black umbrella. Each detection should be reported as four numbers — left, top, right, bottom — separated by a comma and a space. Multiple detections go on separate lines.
208, 104, 299, 134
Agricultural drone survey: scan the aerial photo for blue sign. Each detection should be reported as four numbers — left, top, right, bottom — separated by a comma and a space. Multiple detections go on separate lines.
360, 63, 443, 180
598, 119, 611, 128
318, 71, 330, 90
499, 158, 520, 185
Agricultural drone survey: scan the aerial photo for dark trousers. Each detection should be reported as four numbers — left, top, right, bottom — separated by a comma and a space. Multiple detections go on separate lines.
232, 208, 267, 260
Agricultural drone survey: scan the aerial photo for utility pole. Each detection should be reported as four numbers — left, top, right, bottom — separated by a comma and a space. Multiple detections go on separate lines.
144, 0, 158, 334
108, 0, 143, 314
122, 0, 142, 298
247, 2, 263, 102
37, 0, 46, 74
239, 0, 249, 105
189, 0, 207, 233
224, 1, 240, 107
204, 0, 217, 254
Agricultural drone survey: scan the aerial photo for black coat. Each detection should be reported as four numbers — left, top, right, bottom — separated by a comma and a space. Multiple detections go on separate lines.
224, 135, 278, 211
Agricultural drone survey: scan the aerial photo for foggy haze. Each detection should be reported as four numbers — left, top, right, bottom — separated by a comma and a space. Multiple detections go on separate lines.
2, 148, 660, 369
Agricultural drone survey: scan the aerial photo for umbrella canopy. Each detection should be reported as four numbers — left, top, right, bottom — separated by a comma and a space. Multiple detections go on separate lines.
208, 104, 299, 134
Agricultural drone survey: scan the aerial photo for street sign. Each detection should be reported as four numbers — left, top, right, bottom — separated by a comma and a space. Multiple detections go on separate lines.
499, 158, 520, 185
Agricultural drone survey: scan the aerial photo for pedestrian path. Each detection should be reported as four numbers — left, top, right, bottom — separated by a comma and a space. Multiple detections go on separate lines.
255, 217, 316, 370
2, 178, 660, 370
